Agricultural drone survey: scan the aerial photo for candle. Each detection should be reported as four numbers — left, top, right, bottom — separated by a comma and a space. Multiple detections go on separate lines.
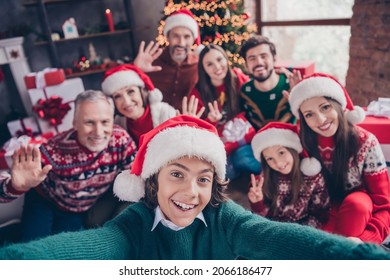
105, 9, 115, 32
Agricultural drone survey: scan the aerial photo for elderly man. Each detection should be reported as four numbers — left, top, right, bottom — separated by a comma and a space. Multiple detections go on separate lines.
134, 9, 200, 110
0, 90, 137, 242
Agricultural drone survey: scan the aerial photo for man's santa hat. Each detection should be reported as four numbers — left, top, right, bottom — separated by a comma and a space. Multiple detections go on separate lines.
114, 115, 227, 202
288, 72, 365, 124
251, 122, 321, 176
164, 9, 201, 47
101, 64, 163, 104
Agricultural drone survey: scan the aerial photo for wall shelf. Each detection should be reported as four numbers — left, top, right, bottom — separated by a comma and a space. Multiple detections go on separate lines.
34, 29, 131, 46
23, 0, 98, 7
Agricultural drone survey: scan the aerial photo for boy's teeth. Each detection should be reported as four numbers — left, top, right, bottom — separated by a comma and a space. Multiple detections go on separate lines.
173, 200, 195, 210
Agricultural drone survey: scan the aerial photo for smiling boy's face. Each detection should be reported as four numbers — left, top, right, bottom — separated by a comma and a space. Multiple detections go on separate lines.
157, 156, 214, 227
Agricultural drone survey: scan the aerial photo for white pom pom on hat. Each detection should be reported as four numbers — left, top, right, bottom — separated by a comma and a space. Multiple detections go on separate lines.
251, 122, 321, 176
113, 115, 227, 202
288, 72, 365, 124
101, 64, 163, 104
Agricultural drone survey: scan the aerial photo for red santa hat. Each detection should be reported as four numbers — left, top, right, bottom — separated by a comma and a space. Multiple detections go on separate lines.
289, 72, 365, 124
163, 9, 201, 46
101, 64, 163, 104
113, 115, 227, 202
251, 122, 322, 176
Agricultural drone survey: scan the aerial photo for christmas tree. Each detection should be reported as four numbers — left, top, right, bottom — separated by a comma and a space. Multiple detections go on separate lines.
157, 0, 257, 68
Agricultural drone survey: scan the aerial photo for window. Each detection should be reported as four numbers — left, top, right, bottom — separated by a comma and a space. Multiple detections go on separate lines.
245, 0, 354, 84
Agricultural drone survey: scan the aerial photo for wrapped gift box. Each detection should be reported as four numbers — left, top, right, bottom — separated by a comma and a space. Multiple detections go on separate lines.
275, 60, 315, 78
28, 78, 85, 134
24, 68, 65, 89
7, 117, 40, 137
358, 115, 390, 166
221, 113, 256, 155
0, 133, 54, 170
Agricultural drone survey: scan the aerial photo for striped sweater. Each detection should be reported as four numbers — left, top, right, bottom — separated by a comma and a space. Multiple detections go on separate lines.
0, 125, 137, 212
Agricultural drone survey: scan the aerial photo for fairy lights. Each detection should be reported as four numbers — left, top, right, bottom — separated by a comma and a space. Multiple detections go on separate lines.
157, 0, 257, 68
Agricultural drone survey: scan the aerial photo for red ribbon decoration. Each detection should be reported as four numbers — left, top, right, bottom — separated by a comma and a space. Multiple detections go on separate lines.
33, 96, 71, 126
15, 118, 39, 138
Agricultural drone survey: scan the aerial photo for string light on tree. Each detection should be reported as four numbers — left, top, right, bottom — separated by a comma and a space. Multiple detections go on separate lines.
157, 0, 257, 68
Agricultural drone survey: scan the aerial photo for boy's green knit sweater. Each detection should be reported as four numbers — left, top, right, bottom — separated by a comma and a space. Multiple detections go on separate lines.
0, 200, 389, 260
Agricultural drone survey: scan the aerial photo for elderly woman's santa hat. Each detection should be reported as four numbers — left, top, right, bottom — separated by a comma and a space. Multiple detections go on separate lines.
251, 122, 321, 176
101, 64, 163, 104
114, 115, 227, 202
288, 72, 365, 124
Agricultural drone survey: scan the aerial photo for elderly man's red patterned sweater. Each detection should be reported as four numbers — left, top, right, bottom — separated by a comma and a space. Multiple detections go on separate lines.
0, 125, 137, 212
318, 126, 390, 243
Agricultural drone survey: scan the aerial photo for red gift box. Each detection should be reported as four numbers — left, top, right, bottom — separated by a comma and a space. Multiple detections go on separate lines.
275, 60, 315, 78
221, 113, 256, 155
0, 133, 54, 170
24, 68, 65, 89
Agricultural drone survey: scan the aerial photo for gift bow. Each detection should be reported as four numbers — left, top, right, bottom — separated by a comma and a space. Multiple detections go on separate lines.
3, 135, 31, 157
222, 117, 251, 143
33, 96, 71, 126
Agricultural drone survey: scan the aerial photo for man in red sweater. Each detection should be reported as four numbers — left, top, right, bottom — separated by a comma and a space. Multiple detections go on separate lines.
0, 90, 137, 242
134, 9, 200, 110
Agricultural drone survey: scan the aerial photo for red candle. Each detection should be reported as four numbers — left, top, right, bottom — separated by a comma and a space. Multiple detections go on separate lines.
105, 9, 115, 32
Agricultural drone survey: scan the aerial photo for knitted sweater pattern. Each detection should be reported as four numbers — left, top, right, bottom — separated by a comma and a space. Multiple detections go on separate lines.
240, 74, 294, 130
1, 200, 389, 260
251, 173, 330, 228
318, 126, 390, 242
0, 126, 137, 212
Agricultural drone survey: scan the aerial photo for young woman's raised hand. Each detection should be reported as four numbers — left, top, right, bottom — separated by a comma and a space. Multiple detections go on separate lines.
248, 174, 264, 203
207, 101, 222, 123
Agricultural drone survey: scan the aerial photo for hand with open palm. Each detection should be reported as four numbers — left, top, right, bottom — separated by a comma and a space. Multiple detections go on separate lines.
133, 41, 163, 73
11, 145, 52, 192
179, 96, 205, 118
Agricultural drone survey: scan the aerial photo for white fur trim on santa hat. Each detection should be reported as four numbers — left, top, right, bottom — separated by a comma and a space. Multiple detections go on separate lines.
142, 126, 226, 180
289, 76, 346, 119
164, 13, 198, 39
300, 157, 322, 177
251, 128, 302, 161
113, 171, 145, 202
102, 71, 144, 95
194, 44, 205, 56
148, 88, 163, 104
150, 102, 176, 128
345, 105, 365, 124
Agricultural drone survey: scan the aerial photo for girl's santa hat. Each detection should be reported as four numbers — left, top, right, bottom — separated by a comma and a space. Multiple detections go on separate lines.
288, 72, 365, 124
101, 64, 163, 104
251, 122, 322, 176
163, 9, 203, 53
114, 115, 227, 202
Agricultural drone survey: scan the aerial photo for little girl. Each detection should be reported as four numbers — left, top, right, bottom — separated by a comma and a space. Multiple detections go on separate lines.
249, 122, 329, 228
288, 72, 390, 243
